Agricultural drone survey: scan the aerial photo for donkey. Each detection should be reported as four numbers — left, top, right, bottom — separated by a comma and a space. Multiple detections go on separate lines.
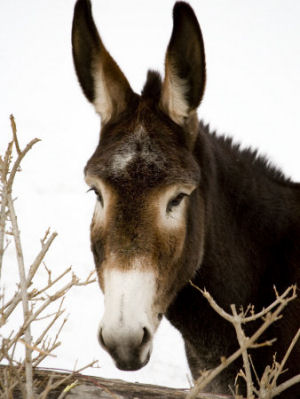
72, 0, 300, 396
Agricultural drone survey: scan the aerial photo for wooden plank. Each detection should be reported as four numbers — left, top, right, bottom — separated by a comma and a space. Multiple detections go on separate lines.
0, 365, 234, 399
64, 374, 233, 399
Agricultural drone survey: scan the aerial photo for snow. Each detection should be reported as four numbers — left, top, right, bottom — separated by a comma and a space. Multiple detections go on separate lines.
0, 0, 299, 389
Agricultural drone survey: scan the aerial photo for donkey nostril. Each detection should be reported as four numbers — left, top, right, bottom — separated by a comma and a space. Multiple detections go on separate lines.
141, 327, 151, 346
158, 313, 163, 321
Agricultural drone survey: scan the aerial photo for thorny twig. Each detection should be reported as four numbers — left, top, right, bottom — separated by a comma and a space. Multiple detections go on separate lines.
5, 115, 40, 398
0, 115, 96, 398
0, 141, 13, 277
8, 192, 33, 398
186, 282, 299, 399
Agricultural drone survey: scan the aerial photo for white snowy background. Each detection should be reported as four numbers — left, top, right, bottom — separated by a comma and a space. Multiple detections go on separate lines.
0, 0, 299, 389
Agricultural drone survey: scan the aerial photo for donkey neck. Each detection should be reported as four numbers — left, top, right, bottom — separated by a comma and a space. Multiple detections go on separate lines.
165, 124, 299, 371
167, 122, 299, 341
204, 127, 298, 246
199, 125, 298, 299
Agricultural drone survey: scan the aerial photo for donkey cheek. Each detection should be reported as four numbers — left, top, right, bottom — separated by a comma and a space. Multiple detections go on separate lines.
91, 238, 105, 262
162, 228, 187, 261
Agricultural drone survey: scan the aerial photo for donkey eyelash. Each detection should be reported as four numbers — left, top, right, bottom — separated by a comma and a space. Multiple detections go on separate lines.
88, 187, 104, 206
166, 193, 188, 213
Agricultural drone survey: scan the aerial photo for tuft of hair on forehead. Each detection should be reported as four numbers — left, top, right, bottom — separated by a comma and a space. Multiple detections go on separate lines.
141, 70, 162, 102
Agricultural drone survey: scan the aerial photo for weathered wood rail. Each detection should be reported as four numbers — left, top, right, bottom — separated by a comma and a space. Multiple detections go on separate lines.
63, 373, 233, 399
0, 366, 235, 399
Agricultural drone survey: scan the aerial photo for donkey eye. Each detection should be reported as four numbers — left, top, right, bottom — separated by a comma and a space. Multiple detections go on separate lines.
166, 193, 188, 213
88, 187, 104, 207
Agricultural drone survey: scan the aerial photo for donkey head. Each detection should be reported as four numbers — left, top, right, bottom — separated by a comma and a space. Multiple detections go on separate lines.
72, 0, 206, 371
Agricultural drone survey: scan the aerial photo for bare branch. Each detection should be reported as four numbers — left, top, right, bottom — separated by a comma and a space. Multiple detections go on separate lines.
231, 304, 254, 399
271, 374, 300, 398
186, 283, 298, 399
10, 115, 21, 155
36, 361, 98, 399
18, 339, 56, 358
7, 192, 33, 399
1, 116, 97, 399
7, 137, 40, 192
190, 281, 297, 325
2, 231, 58, 324
0, 141, 13, 276
269, 328, 300, 391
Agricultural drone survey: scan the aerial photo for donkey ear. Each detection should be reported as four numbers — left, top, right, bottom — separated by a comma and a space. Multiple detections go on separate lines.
160, 2, 206, 128
72, 0, 134, 123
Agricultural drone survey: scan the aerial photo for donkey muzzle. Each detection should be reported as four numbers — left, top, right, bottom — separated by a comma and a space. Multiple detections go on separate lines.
98, 268, 160, 370
99, 324, 152, 370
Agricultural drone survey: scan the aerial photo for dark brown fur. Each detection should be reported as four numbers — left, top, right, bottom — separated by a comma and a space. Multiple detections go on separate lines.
72, 1, 300, 396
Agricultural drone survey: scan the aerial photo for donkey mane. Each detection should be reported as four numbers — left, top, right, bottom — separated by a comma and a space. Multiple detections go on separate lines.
207, 128, 292, 186
141, 70, 162, 102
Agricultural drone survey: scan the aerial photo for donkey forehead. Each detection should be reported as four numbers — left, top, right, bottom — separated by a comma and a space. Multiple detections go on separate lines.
108, 127, 165, 176
85, 125, 201, 189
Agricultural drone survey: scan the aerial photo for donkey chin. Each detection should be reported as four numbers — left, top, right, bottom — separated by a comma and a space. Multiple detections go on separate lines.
97, 268, 161, 371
